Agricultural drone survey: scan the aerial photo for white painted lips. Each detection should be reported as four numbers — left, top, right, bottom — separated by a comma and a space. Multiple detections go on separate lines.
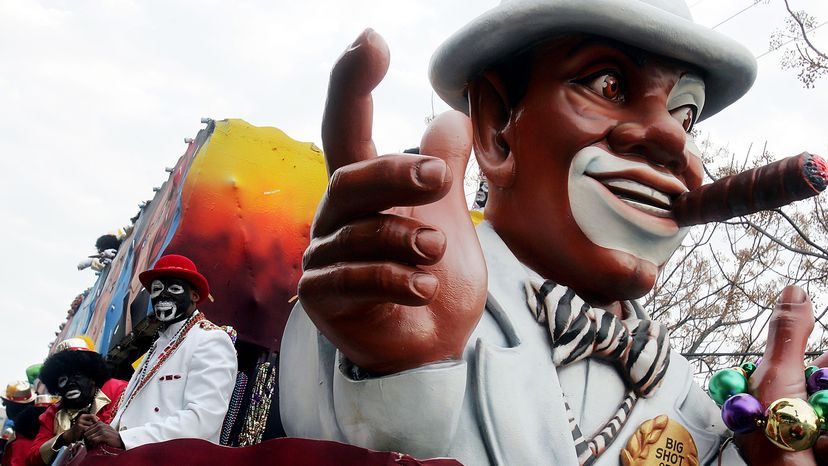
65, 389, 81, 400
154, 301, 177, 321
584, 153, 688, 219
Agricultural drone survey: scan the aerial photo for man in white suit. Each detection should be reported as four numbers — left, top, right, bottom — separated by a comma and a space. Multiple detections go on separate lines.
83, 254, 237, 450
281, 1, 828, 465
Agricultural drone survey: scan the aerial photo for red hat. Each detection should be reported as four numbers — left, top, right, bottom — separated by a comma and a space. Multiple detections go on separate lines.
139, 254, 210, 304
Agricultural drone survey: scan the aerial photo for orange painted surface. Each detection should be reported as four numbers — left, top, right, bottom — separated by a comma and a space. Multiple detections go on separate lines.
162, 119, 328, 350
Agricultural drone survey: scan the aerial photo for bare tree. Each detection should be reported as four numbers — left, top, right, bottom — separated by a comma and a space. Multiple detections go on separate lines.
769, 0, 828, 88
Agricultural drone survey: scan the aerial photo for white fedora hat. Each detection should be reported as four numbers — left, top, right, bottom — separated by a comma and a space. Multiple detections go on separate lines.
430, 0, 757, 121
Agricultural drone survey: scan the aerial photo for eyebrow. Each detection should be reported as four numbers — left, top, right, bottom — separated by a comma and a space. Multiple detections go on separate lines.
566, 37, 648, 67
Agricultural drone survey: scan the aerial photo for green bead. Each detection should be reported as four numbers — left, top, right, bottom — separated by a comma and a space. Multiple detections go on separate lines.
806, 365, 819, 379
709, 369, 748, 405
741, 362, 757, 377
808, 390, 828, 430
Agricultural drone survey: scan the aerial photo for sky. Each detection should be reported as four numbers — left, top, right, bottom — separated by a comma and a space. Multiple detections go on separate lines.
0, 0, 826, 386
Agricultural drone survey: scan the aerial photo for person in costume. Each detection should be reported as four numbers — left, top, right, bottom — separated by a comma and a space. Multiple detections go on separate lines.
1, 396, 54, 466
29, 338, 127, 465
1, 382, 35, 429
84, 254, 236, 450
0, 382, 35, 466
280, 0, 828, 464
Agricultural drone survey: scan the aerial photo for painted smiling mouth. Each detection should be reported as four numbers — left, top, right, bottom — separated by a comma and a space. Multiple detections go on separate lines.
598, 178, 673, 218
582, 152, 688, 221
155, 301, 174, 312
65, 389, 81, 400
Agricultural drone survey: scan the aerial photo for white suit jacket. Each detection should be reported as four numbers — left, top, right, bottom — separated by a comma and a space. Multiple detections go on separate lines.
280, 222, 745, 465
111, 311, 237, 449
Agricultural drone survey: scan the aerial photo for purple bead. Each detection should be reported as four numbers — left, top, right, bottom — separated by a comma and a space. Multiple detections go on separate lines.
807, 368, 828, 395
721, 393, 764, 434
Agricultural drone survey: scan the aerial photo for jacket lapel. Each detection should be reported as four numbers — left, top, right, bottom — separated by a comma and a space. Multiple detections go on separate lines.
471, 223, 580, 466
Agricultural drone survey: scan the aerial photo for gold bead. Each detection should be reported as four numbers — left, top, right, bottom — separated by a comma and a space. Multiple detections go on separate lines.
732, 367, 747, 379
764, 398, 821, 451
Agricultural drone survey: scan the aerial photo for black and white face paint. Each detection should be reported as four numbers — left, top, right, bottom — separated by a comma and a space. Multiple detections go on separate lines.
150, 278, 194, 324
57, 373, 95, 410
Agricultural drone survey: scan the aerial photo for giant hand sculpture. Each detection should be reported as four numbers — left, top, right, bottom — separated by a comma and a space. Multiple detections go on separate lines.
298, 30, 487, 375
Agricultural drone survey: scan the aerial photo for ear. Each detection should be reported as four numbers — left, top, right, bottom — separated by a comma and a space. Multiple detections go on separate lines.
191, 290, 200, 304
468, 70, 516, 188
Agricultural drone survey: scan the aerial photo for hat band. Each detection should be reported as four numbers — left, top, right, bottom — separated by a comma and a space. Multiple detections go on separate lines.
8, 394, 33, 402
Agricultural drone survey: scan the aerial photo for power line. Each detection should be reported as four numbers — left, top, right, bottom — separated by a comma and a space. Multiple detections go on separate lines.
756, 20, 828, 59
683, 351, 824, 359
712, 1, 762, 30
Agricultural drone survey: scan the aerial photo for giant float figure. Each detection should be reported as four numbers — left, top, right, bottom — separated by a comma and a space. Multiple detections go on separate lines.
279, 0, 828, 465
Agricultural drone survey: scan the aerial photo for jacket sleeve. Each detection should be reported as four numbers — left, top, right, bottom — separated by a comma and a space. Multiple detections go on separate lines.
118, 330, 237, 449
279, 301, 467, 459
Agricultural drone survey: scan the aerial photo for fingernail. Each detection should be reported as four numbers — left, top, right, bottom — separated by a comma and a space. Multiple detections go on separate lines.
415, 159, 447, 189
411, 272, 439, 300
346, 29, 373, 53
353, 28, 375, 46
778, 286, 806, 304
413, 228, 445, 259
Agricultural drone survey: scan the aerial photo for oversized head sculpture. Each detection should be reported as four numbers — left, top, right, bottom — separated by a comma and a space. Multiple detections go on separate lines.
430, 0, 756, 304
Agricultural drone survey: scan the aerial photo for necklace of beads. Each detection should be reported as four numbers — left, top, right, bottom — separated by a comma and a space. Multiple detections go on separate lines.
113, 312, 204, 415
709, 361, 828, 452
219, 371, 248, 446
237, 361, 276, 447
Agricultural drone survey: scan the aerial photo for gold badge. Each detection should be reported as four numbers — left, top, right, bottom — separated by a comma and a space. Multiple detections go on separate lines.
620, 415, 699, 466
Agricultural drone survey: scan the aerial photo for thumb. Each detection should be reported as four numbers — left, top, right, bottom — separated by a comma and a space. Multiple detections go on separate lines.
419, 110, 473, 202
750, 285, 815, 402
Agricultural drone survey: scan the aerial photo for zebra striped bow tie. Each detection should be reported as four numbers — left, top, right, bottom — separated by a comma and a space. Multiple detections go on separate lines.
525, 278, 671, 397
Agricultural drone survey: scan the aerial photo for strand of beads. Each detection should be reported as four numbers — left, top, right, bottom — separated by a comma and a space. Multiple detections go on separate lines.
708, 361, 828, 452
219, 371, 247, 446
237, 361, 277, 447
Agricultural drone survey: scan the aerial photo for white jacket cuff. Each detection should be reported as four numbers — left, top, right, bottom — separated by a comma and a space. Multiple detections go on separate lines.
333, 351, 467, 459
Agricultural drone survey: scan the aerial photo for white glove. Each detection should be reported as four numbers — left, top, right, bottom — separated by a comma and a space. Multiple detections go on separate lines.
77, 258, 94, 270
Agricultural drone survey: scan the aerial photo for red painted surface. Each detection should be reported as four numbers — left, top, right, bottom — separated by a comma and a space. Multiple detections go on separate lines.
77, 438, 464, 466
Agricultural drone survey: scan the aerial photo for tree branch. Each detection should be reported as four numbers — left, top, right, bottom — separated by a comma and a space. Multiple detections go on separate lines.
784, 0, 828, 61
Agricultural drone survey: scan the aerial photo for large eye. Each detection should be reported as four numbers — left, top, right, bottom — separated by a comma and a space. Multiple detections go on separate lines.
57, 376, 68, 388
670, 105, 695, 132
167, 284, 185, 295
150, 280, 164, 298
581, 71, 624, 102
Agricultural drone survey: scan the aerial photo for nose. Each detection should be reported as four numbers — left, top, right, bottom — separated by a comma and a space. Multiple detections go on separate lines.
607, 99, 689, 174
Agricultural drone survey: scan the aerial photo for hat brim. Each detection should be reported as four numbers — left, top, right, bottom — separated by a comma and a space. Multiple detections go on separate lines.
139, 268, 210, 304
0, 393, 35, 404
429, 0, 757, 121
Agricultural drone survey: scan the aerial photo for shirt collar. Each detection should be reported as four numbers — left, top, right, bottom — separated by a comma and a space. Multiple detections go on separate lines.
158, 310, 199, 339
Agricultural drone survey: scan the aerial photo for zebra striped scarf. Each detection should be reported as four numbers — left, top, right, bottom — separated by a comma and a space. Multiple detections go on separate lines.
525, 277, 671, 464
565, 394, 638, 465
524, 277, 671, 397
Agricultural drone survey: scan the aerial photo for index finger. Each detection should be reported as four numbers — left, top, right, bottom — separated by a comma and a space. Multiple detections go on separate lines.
321, 28, 390, 176
750, 286, 814, 401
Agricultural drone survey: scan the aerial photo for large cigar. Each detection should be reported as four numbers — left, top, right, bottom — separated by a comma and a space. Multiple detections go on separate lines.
673, 152, 828, 227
